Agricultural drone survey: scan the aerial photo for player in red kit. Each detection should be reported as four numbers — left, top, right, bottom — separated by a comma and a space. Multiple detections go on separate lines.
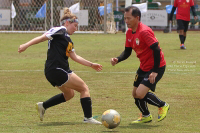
111, 6, 169, 123
169, 0, 197, 49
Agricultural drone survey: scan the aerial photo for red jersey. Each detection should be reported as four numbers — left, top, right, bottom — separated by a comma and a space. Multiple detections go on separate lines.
174, 0, 194, 21
125, 22, 166, 72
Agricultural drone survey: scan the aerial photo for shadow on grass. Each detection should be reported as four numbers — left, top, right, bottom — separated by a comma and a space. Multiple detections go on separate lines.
38, 121, 82, 126
102, 130, 120, 132
100, 124, 160, 132
119, 123, 161, 129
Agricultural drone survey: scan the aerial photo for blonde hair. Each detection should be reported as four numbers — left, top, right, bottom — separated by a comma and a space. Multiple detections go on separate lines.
60, 7, 77, 22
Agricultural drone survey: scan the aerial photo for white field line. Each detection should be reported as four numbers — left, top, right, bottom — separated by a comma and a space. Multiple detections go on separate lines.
0, 69, 199, 75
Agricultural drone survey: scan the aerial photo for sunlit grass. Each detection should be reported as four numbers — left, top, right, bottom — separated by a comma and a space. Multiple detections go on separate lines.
0, 31, 200, 133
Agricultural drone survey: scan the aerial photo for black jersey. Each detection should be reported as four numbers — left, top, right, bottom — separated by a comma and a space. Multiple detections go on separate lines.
44, 26, 74, 73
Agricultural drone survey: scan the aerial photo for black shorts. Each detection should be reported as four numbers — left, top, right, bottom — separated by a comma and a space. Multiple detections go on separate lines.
133, 66, 166, 92
45, 68, 72, 87
177, 19, 189, 32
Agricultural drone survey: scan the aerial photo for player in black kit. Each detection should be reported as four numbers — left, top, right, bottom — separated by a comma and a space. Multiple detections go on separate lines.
18, 8, 102, 124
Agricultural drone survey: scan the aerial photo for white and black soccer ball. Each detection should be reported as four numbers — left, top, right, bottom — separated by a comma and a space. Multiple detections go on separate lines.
101, 109, 121, 129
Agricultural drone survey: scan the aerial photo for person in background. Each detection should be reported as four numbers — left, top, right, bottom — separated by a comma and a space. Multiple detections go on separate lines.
18, 7, 102, 124
169, 0, 197, 49
111, 6, 169, 124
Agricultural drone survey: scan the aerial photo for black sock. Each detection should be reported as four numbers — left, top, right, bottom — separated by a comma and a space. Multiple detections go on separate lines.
179, 35, 185, 44
183, 36, 186, 44
80, 97, 92, 118
43, 93, 66, 110
134, 98, 150, 116
144, 92, 165, 108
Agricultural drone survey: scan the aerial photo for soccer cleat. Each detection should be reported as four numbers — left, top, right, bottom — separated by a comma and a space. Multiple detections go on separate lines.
180, 44, 186, 49
158, 103, 170, 122
83, 117, 102, 124
131, 114, 153, 124
36, 102, 45, 121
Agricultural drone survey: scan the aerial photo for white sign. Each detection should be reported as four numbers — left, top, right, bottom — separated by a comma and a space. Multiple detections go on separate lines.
60, 10, 88, 26
74, 10, 88, 26
125, 0, 132, 8
141, 10, 167, 26
0, 9, 10, 25
132, 3, 147, 13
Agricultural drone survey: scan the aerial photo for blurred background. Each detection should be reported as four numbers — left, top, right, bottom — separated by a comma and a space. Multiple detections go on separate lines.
0, 0, 199, 33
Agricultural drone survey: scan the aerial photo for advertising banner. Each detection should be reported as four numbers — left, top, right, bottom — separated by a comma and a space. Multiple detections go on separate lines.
141, 10, 168, 26
0, 9, 10, 25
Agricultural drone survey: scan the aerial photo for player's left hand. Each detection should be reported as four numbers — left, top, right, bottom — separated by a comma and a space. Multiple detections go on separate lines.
148, 72, 158, 84
91, 63, 102, 72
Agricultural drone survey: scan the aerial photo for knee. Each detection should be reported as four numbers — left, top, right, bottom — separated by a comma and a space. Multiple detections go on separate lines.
78, 83, 91, 98
81, 84, 89, 92
137, 94, 145, 100
63, 90, 75, 101
70, 91, 75, 99
134, 91, 145, 99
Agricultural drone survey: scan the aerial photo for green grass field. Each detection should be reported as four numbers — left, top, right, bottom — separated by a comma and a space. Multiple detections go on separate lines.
0, 31, 200, 133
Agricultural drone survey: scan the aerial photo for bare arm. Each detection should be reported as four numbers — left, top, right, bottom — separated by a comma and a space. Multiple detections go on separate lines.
18, 34, 49, 53
70, 51, 102, 71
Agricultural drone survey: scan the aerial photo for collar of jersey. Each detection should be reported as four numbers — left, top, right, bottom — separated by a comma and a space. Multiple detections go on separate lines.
61, 26, 67, 30
61, 26, 70, 37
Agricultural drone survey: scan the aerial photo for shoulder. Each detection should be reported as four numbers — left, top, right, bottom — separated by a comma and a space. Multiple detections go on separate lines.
47, 26, 66, 34
46, 26, 66, 35
45, 26, 67, 39
138, 26, 155, 40
139, 23, 153, 34
140, 23, 151, 30
190, 0, 195, 4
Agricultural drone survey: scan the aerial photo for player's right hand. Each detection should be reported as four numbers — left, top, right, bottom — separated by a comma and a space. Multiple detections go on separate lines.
91, 63, 103, 72
18, 44, 28, 53
110, 58, 118, 66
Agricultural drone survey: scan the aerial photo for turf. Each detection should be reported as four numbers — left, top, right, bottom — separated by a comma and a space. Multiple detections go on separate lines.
0, 31, 200, 133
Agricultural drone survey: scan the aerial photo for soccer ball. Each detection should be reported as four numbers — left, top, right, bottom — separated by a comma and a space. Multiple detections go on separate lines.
101, 109, 121, 129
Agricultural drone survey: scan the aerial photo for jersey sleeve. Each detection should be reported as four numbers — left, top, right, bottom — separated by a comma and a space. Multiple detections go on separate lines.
66, 35, 75, 55
190, 0, 194, 6
45, 27, 66, 40
141, 30, 158, 47
67, 37, 75, 52
66, 42, 75, 57
174, 0, 177, 7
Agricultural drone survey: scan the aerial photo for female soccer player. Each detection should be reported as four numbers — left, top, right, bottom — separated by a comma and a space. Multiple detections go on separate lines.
18, 8, 102, 124
111, 6, 169, 123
